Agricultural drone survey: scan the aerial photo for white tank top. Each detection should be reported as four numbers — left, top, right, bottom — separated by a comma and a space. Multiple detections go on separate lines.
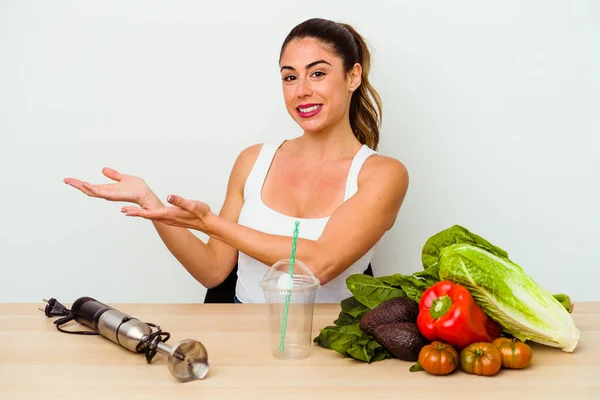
235, 140, 381, 303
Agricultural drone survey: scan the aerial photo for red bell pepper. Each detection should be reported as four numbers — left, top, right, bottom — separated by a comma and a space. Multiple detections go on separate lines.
417, 280, 501, 350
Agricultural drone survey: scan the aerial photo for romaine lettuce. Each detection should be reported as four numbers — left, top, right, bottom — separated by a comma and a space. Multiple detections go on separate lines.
438, 243, 580, 352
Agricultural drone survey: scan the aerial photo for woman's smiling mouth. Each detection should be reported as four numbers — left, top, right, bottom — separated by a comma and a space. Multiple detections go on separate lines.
296, 103, 323, 118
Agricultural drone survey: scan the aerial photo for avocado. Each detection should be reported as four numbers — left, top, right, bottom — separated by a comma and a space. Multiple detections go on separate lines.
359, 297, 419, 336
372, 322, 428, 361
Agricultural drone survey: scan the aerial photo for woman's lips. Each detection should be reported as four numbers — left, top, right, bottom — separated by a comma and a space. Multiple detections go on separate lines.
296, 104, 323, 118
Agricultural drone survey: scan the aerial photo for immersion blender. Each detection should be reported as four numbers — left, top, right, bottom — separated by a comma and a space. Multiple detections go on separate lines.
41, 296, 209, 382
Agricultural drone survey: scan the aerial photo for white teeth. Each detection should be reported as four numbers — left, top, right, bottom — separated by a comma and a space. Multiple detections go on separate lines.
298, 105, 320, 113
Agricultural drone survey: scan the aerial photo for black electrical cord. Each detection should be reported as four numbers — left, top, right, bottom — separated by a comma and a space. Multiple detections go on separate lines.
55, 314, 99, 335
135, 322, 171, 363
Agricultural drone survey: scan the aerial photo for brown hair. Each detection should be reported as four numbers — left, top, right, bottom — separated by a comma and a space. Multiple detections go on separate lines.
279, 18, 383, 150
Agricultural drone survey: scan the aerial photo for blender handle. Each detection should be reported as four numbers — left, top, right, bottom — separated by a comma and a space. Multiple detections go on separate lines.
70, 296, 115, 331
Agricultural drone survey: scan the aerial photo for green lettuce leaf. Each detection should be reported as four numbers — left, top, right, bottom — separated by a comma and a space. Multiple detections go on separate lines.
422, 225, 509, 270
552, 294, 574, 313
438, 243, 580, 352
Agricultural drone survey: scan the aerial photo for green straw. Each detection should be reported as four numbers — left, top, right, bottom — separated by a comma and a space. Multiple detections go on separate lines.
279, 220, 300, 353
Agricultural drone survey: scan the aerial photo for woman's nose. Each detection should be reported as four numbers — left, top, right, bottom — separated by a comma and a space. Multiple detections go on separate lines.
296, 77, 312, 98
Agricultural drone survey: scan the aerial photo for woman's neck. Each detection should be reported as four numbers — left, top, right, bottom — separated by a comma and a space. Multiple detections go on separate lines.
295, 119, 362, 162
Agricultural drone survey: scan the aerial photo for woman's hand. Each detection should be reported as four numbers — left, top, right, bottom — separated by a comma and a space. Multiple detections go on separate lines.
121, 195, 214, 232
64, 167, 160, 209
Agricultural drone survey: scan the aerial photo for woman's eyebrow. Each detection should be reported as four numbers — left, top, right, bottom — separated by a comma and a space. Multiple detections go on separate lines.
280, 59, 332, 72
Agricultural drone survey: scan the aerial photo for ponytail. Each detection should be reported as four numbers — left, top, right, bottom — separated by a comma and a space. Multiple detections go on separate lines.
338, 23, 382, 150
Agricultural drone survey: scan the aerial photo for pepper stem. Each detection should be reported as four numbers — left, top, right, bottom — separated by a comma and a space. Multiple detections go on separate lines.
430, 295, 452, 319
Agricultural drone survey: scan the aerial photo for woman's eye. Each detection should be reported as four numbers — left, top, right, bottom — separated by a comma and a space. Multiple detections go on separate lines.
312, 71, 325, 78
283, 75, 296, 82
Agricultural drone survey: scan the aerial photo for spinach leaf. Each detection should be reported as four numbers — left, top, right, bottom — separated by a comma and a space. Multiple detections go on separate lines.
371, 343, 393, 362
313, 324, 362, 356
313, 323, 392, 363
346, 337, 370, 362
377, 264, 439, 302
389, 274, 433, 302
376, 275, 401, 288
413, 264, 440, 284
334, 312, 359, 327
346, 338, 391, 363
334, 296, 370, 326
346, 275, 405, 309
367, 337, 393, 361
341, 296, 370, 318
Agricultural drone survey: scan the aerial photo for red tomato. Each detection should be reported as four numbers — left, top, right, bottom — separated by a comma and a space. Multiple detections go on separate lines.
460, 342, 502, 376
418, 341, 459, 375
493, 337, 533, 369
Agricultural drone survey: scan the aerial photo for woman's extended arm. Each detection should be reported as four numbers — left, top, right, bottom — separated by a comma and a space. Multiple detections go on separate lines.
64, 145, 263, 288
124, 154, 409, 285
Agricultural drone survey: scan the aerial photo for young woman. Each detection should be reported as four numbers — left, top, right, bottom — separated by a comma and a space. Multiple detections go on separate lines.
64, 18, 409, 303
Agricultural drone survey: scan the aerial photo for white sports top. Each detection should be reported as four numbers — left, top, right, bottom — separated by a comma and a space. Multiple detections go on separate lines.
235, 140, 380, 303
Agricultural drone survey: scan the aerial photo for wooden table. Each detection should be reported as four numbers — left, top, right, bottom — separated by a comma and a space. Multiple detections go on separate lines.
1, 302, 599, 399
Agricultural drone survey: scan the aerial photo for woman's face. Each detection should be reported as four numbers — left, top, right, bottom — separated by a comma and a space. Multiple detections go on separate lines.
279, 37, 361, 134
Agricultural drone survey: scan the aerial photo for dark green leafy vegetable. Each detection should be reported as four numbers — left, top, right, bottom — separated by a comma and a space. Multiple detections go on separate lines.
376, 267, 438, 303
376, 275, 399, 287
313, 323, 392, 363
314, 325, 360, 354
333, 312, 359, 327
347, 335, 392, 363
333, 296, 370, 326
346, 275, 405, 309
409, 361, 424, 372
392, 275, 432, 302
413, 264, 440, 284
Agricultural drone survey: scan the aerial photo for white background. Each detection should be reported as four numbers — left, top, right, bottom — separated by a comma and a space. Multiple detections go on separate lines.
1, 0, 598, 303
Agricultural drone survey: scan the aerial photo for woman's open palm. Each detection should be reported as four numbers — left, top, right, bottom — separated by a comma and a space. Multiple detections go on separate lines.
64, 167, 157, 208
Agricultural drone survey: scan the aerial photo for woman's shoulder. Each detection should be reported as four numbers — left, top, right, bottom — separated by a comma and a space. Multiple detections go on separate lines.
355, 152, 409, 205
235, 141, 285, 170
354, 153, 409, 220
228, 143, 267, 186
361, 152, 409, 186
236, 143, 264, 162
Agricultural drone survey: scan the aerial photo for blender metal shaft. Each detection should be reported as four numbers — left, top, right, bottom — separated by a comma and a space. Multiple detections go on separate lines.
156, 342, 185, 360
